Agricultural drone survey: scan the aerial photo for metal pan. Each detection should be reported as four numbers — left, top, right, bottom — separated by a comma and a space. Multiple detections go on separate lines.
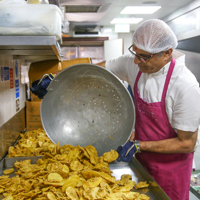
0, 156, 170, 200
41, 64, 135, 156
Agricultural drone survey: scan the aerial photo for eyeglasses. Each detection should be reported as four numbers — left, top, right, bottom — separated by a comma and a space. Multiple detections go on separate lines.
128, 45, 157, 63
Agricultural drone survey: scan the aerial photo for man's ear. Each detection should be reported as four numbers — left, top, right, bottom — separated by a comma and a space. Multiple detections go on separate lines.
164, 48, 173, 61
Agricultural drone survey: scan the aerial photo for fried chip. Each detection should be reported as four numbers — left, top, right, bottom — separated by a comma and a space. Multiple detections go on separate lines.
0, 188, 4, 193
99, 172, 116, 183
85, 145, 99, 165
82, 159, 94, 169
47, 162, 63, 172
114, 174, 133, 186
70, 160, 84, 171
3, 168, 14, 175
102, 149, 119, 163
76, 177, 87, 188
135, 181, 149, 189
136, 194, 150, 200
82, 177, 102, 189
112, 180, 136, 192
62, 175, 80, 192
93, 163, 112, 174
47, 192, 56, 200
81, 170, 101, 179
83, 187, 100, 199
44, 179, 66, 187
58, 165, 69, 178
78, 146, 90, 159
2, 193, 13, 200
48, 173, 63, 183
65, 187, 79, 200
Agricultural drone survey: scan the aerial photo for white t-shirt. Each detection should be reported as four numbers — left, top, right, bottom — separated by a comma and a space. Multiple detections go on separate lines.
106, 50, 200, 132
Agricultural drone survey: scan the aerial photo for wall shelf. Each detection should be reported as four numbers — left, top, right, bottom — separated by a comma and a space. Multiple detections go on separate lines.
0, 36, 61, 62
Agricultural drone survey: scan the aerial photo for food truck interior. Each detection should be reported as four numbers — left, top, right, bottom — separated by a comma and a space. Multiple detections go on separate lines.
0, 0, 200, 199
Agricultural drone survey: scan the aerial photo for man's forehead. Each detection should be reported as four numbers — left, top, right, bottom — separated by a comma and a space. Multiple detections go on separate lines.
132, 45, 150, 54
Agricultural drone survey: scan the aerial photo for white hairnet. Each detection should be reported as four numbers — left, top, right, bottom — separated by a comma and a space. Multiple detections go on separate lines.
133, 19, 178, 54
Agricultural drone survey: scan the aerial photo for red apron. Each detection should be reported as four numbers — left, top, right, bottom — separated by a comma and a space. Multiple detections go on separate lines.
134, 58, 193, 200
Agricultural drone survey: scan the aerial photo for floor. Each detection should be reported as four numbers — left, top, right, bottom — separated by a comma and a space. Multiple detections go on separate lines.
190, 144, 200, 200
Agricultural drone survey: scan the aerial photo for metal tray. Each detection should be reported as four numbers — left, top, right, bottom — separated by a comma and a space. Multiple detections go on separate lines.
0, 156, 170, 200
41, 64, 135, 156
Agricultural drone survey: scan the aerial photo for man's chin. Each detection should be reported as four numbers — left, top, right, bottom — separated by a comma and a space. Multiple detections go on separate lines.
138, 65, 147, 73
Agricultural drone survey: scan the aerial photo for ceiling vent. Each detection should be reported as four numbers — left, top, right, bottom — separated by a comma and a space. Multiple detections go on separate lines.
73, 31, 100, 37
65, 5, 101, 13
69, 22, 98, 32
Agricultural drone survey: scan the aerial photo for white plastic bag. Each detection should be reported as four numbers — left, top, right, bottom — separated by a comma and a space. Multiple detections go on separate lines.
0, 0, 27, 4
62, 20, 70, 33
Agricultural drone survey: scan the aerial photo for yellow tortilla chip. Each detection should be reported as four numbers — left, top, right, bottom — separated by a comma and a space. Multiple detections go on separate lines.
3, 168, 14, 175
81, 170, 101, 179
48, 173, 63, 183
65, 187, 79, 200
47, 192, 56, 200
103, 150, 119, 163
135, 181, 149, 189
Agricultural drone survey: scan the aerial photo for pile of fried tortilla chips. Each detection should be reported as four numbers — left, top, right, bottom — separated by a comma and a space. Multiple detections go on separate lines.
2, 129, 150, 199
1, 143, 150, 200
7, 129, 55, 158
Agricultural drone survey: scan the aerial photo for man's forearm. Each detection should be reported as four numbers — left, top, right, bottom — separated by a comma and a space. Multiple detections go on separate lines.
140, 129, 198, 154
96, 61, 106, 68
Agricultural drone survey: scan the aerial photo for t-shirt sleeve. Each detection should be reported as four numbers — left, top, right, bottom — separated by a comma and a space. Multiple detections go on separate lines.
105, 54, 136, 83
172, 84, 200, 132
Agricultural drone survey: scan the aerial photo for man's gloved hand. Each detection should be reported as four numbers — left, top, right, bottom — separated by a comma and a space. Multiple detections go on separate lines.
30, 73, 54, 99
117, 141, 139, 162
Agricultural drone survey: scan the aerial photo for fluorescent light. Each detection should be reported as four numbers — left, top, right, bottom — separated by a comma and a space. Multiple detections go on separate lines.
115, 24, 130, 32
111, 18, 143, 24
121, 6, 161, 14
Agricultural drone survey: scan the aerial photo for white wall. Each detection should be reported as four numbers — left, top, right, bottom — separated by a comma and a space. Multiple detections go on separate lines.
118, 32, 133, 55
104, 38, 123, 60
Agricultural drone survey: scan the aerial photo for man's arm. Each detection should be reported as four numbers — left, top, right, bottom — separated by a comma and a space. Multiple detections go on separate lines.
96, 61, 106, 68
140, 128, 198, 154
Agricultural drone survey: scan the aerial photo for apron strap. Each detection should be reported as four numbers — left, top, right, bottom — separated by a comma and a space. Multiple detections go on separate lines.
161, 58, 176, 102
134, 71, 142, 94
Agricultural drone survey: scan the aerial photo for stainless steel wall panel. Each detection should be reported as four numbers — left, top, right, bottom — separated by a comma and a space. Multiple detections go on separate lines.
177, 36, 200, 53
0, 108, 25, 161
0, 55, 27, 161
178, 49, 200, 83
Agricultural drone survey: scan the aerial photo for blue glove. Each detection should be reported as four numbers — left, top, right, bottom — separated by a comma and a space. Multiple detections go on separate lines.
117, 141, 138, 162
30, 74, 54, 99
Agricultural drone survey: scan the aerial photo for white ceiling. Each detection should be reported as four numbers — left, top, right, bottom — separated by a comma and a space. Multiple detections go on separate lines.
60, 0, 196, 32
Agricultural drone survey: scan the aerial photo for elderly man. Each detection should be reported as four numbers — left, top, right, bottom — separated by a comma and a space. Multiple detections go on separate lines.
30, 19, 200, 200
98, 19, 200, 200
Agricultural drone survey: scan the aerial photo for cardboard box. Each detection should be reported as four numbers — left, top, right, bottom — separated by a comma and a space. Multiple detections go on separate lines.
62, 57, 91, 70
26, 101, 43, 130
29, 60, 62, 101
29, 58, 91, 101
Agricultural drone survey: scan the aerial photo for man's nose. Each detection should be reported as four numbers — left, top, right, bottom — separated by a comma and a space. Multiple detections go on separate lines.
134, 56, 142, 64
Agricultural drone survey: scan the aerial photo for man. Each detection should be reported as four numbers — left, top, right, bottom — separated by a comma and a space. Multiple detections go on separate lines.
98, 19, 200, 200
31, 19, 200, 200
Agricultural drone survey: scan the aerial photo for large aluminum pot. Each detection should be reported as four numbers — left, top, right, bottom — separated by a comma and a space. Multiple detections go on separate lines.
41, 64, 135, 156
